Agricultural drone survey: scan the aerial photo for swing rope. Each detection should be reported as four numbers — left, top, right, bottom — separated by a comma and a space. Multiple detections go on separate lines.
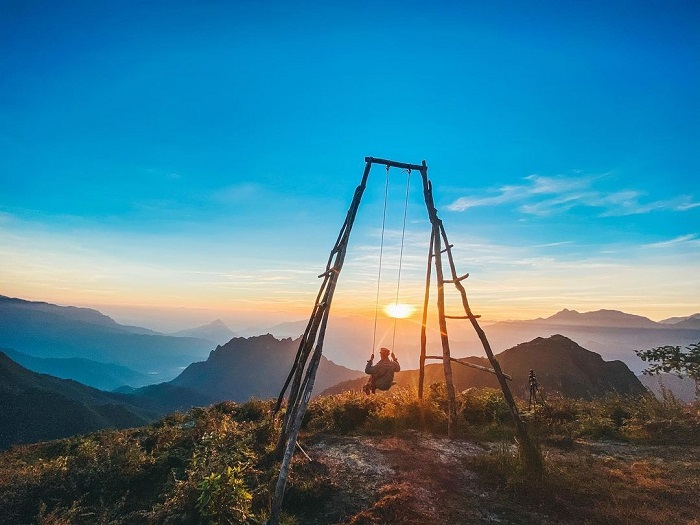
371, 165, 391, 354
391, 169, 412, 351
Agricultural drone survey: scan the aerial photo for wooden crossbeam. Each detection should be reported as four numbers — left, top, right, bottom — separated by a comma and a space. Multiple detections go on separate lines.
365, 156, 425, 171
424, 356, 513, 380
444, 273, 469, 283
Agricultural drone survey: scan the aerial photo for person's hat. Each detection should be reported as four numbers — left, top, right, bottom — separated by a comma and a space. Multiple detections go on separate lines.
379, 347, 390, 356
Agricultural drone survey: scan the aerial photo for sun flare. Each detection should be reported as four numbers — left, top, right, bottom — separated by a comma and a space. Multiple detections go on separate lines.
384, 302, 414, 319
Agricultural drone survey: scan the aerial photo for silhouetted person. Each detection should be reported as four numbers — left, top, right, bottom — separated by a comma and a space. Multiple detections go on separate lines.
363, 347, 400, 394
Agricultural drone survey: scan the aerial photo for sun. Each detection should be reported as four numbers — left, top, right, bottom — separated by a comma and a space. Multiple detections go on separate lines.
384, 302, 414, 319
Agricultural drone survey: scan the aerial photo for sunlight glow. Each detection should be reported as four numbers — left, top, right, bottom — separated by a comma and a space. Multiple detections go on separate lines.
384, 302, 415, 319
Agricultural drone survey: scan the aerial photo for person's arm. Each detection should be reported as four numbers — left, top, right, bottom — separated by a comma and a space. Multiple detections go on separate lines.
391, 352, 400, 372
365, 354, 374, 374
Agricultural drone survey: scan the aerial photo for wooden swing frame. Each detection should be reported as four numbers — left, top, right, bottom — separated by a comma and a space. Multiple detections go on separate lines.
268, 156, 534, 524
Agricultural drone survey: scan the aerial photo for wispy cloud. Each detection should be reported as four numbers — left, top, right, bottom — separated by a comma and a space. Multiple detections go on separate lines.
645, 234, 700, 249
447, 174, 700, 217
211, 183, 264, 203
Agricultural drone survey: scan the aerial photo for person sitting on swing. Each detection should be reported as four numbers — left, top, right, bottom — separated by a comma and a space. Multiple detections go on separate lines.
363, 347, 400, 394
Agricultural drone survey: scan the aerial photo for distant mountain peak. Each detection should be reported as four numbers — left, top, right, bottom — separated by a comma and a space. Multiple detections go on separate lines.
544, 308, 658, 328
171, 319, 237, 345
322, 333, 645, 399
171, 333, 361, 402
659, 313, 700, 325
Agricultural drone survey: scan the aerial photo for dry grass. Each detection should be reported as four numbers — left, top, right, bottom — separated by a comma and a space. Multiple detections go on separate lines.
469, 442, 700, 525
0, 389, 699, 524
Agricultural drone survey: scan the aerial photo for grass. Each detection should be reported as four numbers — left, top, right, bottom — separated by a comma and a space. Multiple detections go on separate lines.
0, 388, 698, 524
469, 444, 700, 524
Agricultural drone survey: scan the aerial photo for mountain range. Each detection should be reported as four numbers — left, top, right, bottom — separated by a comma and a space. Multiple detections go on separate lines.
0, 351, 153, 449
170, 319, 238, 345
260, 309, 700, 374
0, 333, 363, 449
0, 348, 152, 391
323, 334, 646, 400
0, 295, 215, 383
657, 313, 700, 330
169, 334, 363, 401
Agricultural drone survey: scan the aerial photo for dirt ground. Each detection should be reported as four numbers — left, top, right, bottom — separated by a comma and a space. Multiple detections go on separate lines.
286, 431, 543, 524
282, 431, 700, 525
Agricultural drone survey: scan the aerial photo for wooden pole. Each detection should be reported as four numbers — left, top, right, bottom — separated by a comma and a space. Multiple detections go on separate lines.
418, 162, 457, 437
268, 160, 372, 525
418, 227, 435, 399
438, 223, 542, 471
432, 222, 458, 437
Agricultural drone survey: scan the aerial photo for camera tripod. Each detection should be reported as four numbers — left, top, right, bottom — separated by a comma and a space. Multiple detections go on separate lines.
528, 369, 546, 410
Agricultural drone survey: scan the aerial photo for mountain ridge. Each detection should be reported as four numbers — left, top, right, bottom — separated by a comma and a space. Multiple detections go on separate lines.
0, 296, 215, 380
533, 308, 660, 328
170, 319, 237, 345
0, 351, 153, 449
0, 348, 151, 391
322, 334, 646, 400
170, 333, 363, 401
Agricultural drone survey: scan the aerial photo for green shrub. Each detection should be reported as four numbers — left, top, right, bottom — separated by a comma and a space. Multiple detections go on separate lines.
305, 391, 383, 434
459, 388, 511, 425
196, 464, 253, 525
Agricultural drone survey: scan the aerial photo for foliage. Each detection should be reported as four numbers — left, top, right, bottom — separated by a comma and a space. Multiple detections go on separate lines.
302, 384, 700, 445
0, 400, 275, 525
196, 465, 252, 525
469, 444, 700, 525
304, 387, 448, 435
636, 342, 700, 395
459, 388, 512, 424
530, 391, 700, 444
304, 390, 384, 433
1, 387, 699, 524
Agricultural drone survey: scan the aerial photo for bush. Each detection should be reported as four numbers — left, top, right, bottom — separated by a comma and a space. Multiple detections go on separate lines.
529, 392, 700, 444
304, 391, 383, 434
196, 464, 253, 525
459, 388, 512, 425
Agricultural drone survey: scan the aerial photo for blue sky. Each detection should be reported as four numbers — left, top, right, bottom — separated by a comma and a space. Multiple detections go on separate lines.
1, 1, 698, 330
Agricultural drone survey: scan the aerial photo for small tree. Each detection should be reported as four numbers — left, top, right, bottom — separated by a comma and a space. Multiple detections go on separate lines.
635, 342, 700, 397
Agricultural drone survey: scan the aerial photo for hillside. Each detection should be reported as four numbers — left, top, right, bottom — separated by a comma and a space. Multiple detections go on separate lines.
0, 351, 215, 449
0, 295, 214, 380
323, 334, 646, 399
1, 393, 698, 525
1, 348, 151, 390
170, 334, 363, 401
0, 295, 159, 334
486, 311, 700, 373
0, 352, 153, 449
0, 333, 361, 450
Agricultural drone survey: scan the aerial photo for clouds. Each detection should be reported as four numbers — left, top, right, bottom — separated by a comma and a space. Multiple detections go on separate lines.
447, 174, 700, 217
645, 234, 700, 249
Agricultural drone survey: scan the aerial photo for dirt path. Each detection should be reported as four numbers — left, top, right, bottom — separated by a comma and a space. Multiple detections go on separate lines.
296, 431, 544, 524
286, 433, 700, 525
